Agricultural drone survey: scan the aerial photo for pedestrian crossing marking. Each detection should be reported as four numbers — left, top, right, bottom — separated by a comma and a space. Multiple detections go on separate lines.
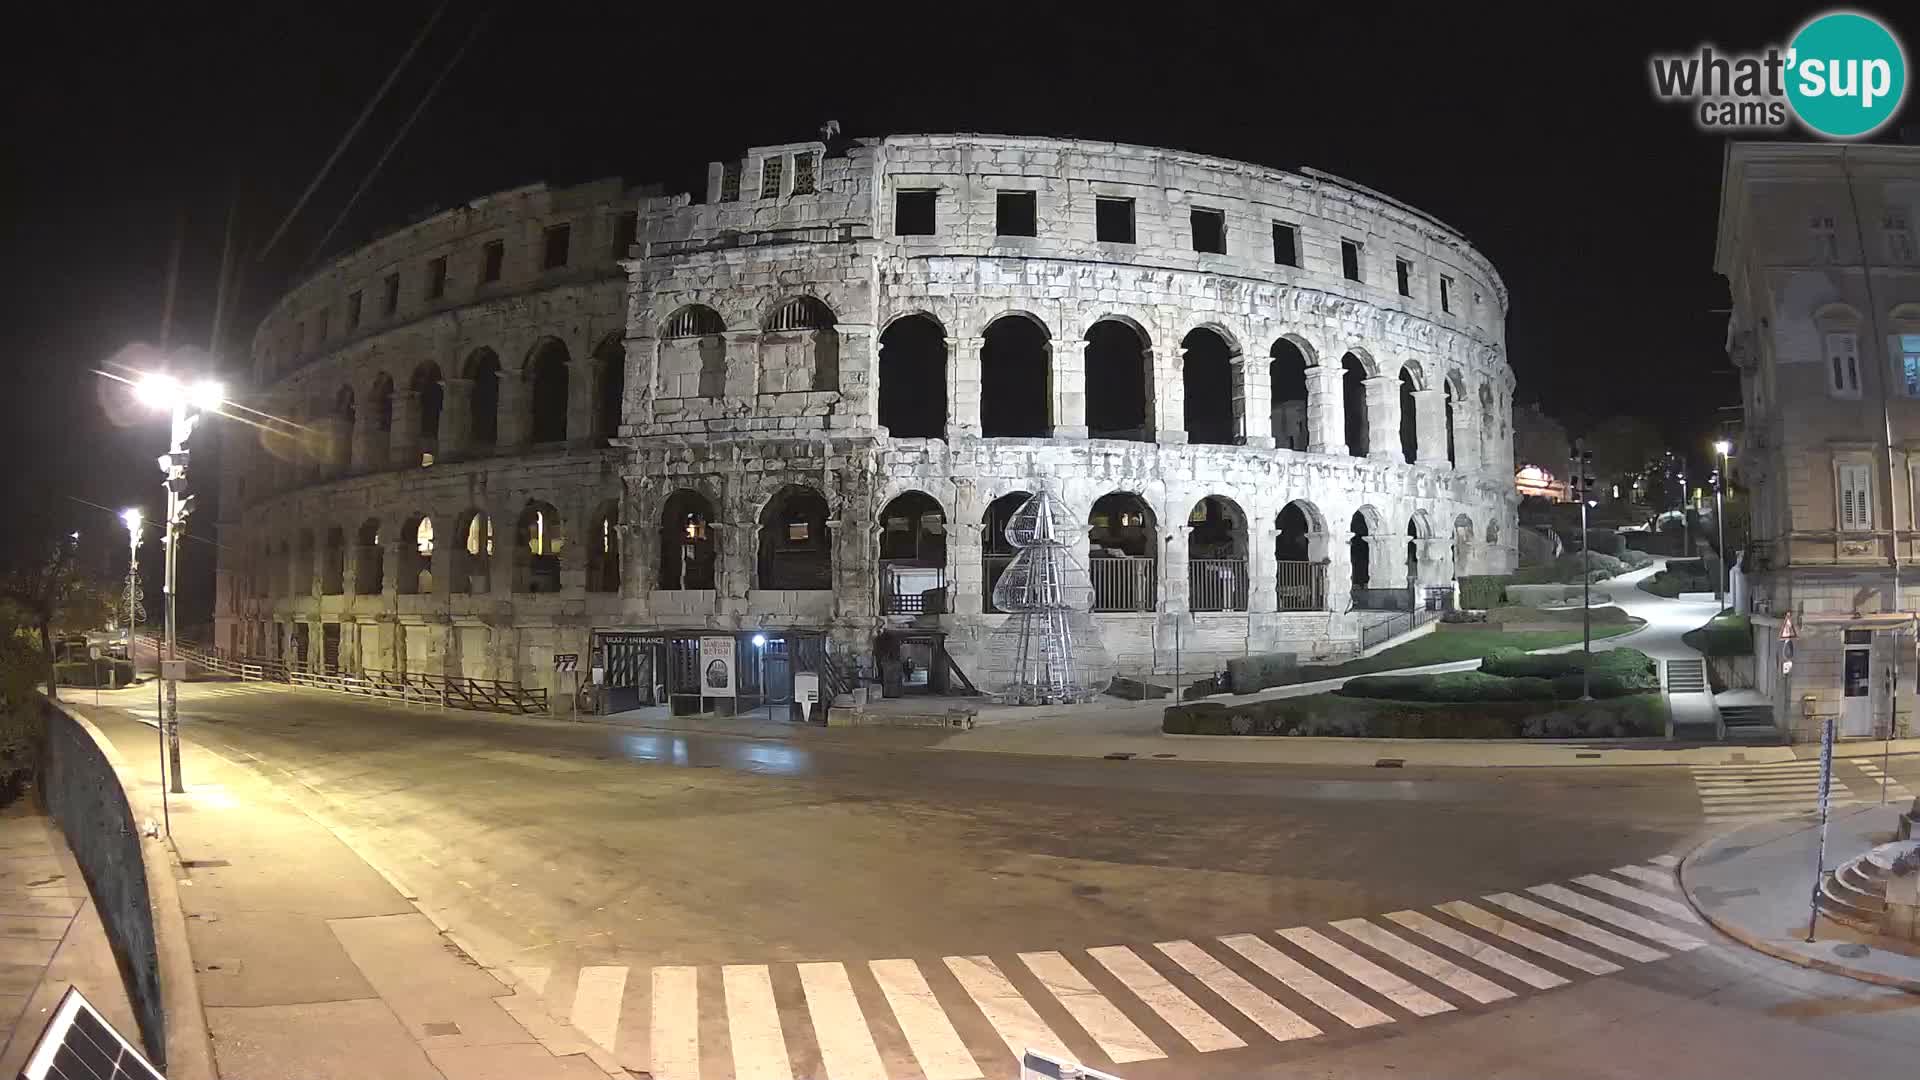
1085, 945, 1244, 1053
1526, 885, 1706, 952
1571, 875, 1703, 924
869, 959, 981, 1080
1382, 910, 1568, 990
1435, 901, 1621, 975
798, 962, 888, 1080
1482, 893, 1668, 963
945, 955, 1073, 1065
1647, 854, 1681, 867
1328, 919, 1514, 1004
650, 966, 700, 1080
572, 965, 625, 1053
1156, 939, 1322, 1043
1276, 927, 1454, 1017
1610, 865, 1679, 892
1018, 950, 1163, 1063
1218, 933, 1393, 1029
723, 964, 795, 1080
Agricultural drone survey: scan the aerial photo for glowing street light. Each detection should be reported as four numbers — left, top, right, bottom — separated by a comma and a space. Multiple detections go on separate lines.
1712, 439, 1732, 607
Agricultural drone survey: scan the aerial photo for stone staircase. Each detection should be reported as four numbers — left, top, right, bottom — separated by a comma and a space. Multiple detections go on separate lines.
1718, 703, 1779, 740
1665, 658, 1709, 693
1820, 837, 1920, 931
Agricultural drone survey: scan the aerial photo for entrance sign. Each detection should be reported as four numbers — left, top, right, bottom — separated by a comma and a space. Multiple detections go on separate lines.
794, 672, 820, 721
160, 659, 186, 681
554, 653, 579, 672
699, 635, 736, 697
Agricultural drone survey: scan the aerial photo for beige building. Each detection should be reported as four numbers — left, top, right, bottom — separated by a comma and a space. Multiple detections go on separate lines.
1718, 140, 1920, 742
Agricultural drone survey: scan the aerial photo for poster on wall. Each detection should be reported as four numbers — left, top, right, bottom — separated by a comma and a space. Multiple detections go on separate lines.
699, 635, 736, 697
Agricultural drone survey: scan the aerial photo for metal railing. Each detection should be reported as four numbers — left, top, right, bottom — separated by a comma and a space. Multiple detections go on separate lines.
1188, 559, 1248, 612
1351, 586, 1414, 611
880, 561, 947, 615
1358, 605, 1444, 650
148, 634, 547, 714
1090, 557, 1157, 613
1275, 560, 1329, 611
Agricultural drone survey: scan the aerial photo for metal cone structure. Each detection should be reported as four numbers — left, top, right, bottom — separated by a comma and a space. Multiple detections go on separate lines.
983, 490, 1116, 704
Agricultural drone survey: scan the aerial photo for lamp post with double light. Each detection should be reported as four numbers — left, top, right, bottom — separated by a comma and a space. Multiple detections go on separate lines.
120, 508, 143, 659
132, 372, 224, 794
1713, 439, 1732, 608
1569, 441, 1596, 700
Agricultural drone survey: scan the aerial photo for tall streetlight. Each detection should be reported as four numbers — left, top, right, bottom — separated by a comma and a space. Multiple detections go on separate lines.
120, 508, 143, 653
132, 372, 223, 794
1569, 441, 1596, 700
1712, 439, 1732, 608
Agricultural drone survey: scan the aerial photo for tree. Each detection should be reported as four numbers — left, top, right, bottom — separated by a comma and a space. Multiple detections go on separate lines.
0, 503, 86, 701
1581, 415, 1667, 487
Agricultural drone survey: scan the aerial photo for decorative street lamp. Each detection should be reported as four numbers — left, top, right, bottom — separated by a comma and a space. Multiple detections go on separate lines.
1713, 439, 1732, 608
120, 508, 143, 652
1569, 441, 1596, 700
132, 371, 224, 794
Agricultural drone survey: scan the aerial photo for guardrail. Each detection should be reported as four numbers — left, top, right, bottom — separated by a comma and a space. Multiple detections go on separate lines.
140, 635, 547, 714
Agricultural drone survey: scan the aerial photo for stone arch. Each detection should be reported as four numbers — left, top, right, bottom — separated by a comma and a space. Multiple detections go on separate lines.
1270, 336, 1312, 450
1398, 367, 1419, 464
981, 312, 1051, 437
367, 373, 395, 468
1181, 327, 1238, 446
294, 528, 316, 596
1452, 512, 1475, 578
879, 490, 947, 614
1085, 319, 1152, 442
1478, 383, 1497, 468
1341, 352, 1370, 457
410, 362, 443, 465
464, 348, 502, 449
594, 333, 625, 444
1089, 491, 1158, 611
1443, 371, 1461, 466
1486, 519, 1501, 545
354, 518, 384, 595
585, 499, 621, 594
513, 501, 565, 593
762, 296, 839, 393
660, 304, 728, 399
981, 490, 1032, 613
1348, 505, 1388, 591
1188, 494, 1248, 612
398, 514, 434, 595
525, 339, 570, 444
757, 484, 832, 590
321, 525, 346, 595
878, 313, 947, 439
331, 385, 356, 469
659, 489, 718, 590
1275, 500, 1329, 610
452, 508, 494, 594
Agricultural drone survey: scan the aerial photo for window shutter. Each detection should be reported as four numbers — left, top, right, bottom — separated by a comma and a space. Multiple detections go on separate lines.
1827, 332, 1860, 396
1840, 463, 1873, 531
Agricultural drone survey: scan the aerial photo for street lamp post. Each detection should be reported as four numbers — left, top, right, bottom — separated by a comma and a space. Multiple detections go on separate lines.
1570, 441, 1595, 700
1713, 440, 1732, 609
133, 373, 223, 795
121, 509, 142, 661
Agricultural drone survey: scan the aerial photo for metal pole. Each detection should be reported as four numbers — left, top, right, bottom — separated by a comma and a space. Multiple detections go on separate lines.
1714, 452, 1727, 607
1808, 711, 1836, 941
1581, 495, 1592, 701
1173, 617, 1183, 703
1884, 627, 1899, 805
164, 401, 185, 794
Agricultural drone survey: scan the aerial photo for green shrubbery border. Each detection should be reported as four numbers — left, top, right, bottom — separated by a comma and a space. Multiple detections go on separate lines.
1163, 693, 1668, 739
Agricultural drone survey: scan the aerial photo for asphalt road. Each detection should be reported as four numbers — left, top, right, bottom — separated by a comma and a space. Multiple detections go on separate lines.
89, 680, 1920, 1079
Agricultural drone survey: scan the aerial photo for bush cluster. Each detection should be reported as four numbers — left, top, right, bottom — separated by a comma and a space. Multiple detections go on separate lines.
1458, 575, 1511, 610
1163, 693, 1667, 739
1226, 653, 1298, 694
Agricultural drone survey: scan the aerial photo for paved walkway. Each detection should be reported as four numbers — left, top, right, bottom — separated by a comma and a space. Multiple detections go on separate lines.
0, 804, 139, 1077
71, 704, 618, 1080
1681, 803, 1920, 990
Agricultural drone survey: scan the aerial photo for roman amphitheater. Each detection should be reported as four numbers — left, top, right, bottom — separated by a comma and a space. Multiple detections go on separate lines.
214, 132, 1518, 715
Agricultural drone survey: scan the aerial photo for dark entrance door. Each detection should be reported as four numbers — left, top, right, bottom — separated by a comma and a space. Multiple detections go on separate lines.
322, 623, 341, 673
598, 632, 659, 714
292, 623, 310, 668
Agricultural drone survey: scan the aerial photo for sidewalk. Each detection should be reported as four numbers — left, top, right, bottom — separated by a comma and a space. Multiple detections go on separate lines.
70, 704, 617, 1080
0, 804, 139, 1077
1681, 803, 1920, 990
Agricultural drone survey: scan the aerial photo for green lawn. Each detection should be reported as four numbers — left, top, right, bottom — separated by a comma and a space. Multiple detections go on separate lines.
1297, 623, 1642, 681
1682, 611, 1753, 657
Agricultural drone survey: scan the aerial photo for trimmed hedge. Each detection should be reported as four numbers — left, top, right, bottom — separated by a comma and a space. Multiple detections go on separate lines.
1227, 653, 1298, 695
1340, 671, 1556, 702
1458, 575, 1511, 610
1164, 693, 1668, 739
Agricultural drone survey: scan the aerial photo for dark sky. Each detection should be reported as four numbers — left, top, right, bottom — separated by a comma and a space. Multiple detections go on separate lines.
4, 0, 1910, 617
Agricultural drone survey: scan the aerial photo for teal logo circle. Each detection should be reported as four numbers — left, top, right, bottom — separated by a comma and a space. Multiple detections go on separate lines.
1786, 11, 1908, 138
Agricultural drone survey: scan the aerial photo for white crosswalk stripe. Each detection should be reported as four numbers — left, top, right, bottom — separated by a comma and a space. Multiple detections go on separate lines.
1647, 854, 1681, 867
1691, 762, 1870, 822
1854, 759, 1916, 801
513, 858, 1708, 1076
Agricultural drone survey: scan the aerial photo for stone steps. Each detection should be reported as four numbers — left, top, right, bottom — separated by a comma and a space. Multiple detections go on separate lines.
1665, 658, 1708, 694
1818, 839, 1920, 931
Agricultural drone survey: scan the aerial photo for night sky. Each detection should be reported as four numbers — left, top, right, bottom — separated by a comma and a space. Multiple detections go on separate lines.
4, 1, 1910, 620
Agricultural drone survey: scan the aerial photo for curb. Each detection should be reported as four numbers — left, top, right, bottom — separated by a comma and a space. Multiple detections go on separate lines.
1677, 821, 1920, 995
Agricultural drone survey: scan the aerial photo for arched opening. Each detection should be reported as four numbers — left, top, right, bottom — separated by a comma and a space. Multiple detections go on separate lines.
660, 304, 728, 399
465, 349, 501, 450
321, 526, 346, 595
758, 485, 832, 590
1187, 495, 1247, 611
1270, 339, 1310, 450
1275, 501, 1328, 610
527, 340, 570, 444
369, 373, 394, 469
1478, 384, 1497, 468
586, 501, 621, 593
1452, 513, 1475, 578
878, 491, 947, 614
294, 529, 316, 596
1341, 353, 1369, 457
1349, 510, 1371, 590
274, 540, 289, 597
1182, 328, 1237, 445
595, 335, 625, 444
354, 519, 384, 595
400, 515, 434, 595
762, 296, 839, 393
1406, 515, 1424, 588
1086, 320, 1151, 441
1089, 492, 1157, 611
453, 510, 493, 594
877, 314, 947, 439
1444, 378, 1458, 465
981, 315, 1051, 437
1486, 519, 1501, 546
1399, 368, 1418, 463
514, 502, 564, 593
658, 490, 717, 590
332, 386, 356, 469
411, 363, 443, 466
982, 491, 1031, 613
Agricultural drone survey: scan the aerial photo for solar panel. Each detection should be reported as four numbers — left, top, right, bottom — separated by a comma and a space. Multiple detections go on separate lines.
15, 987, 165, 1080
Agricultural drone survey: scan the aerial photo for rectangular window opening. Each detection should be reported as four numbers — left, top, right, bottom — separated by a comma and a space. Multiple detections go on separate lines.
426, 256, 447, 300
996, 191, 1037, 237
347, 290, 362, 331
481, 240, 504, 283
720, 161, 742, 203
1341, 239, 1363, 282
1839, 461, 1874, 531
542, 224, 571, 270
760, 157, 784, 199
1272, 221, 1298, 266
895, 189, 937, 236
1811, 214, 1840, 262
1887, 211, 1916, 263
1826, 331, 1860, 398
613, 211, 638, 256
1190, 207, 1226, 254
1096, 197, 1135, 244
1439, 275, 1453, 313
791, 153, 816, 196
382, 272, 400, 316
1395, 258, 1412, 297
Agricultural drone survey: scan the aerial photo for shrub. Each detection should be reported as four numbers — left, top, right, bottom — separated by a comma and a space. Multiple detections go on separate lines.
1339, 671, 1556, 702
1440, 610, 1489, 624
1458, 575, 1511, 610
52, 660, 134, 688
1162, 702, 1233, 735
1163, 692, 1669, 739
1226, 653, 1298, 694
1481, 645, 1656, 683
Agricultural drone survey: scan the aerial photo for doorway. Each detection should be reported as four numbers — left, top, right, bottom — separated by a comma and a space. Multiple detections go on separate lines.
322, 623, 342, 674
1841, 629, 1874, 737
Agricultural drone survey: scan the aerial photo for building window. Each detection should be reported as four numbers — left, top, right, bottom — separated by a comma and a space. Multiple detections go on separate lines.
294, 320, 306, 353
481, 240, 504, 283
720, 161, 742, 203
996, 191, 1037, 237
382, 272, 400, 316
791, 153, 816, 195
1826, 332, 1861, 398
1901, 333, 1920, 397
315, 306, 329, 342
1341, 239, 1363, 282
1395, 258, 1413, 297
1190, 208, 1226, 254
1811, 214, 1840, 262
543, 224, 571, 269
347, 290, 362, 331
1887, 211, 1916, 263
1096, 197, 1135, 244
895, 189, 936, 236
1272, 221, 1298, 266
1839, 460, 1874, 531
760, 157, 783, 199
1439, 275, 1453, 313
426, 256, 447, 300
612, 211, 638, 256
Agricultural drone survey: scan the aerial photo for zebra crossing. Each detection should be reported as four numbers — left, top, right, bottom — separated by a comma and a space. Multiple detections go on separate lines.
1690, 759, 1913, 823
509, 856, 1703, 1079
